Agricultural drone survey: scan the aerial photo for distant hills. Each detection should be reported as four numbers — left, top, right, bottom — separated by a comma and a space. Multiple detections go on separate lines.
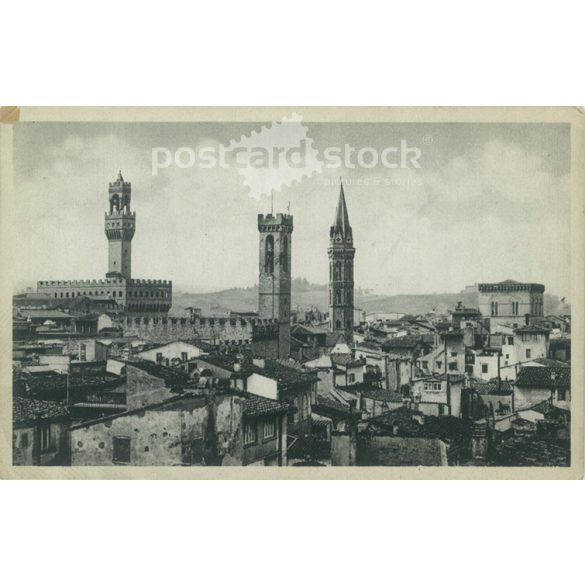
171, 278, 569, 317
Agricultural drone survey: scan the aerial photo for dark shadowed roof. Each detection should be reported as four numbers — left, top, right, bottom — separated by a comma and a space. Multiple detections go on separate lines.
515, 366, 570, 389
381, 336, 426, 350
13, 397, 69, 426
243, 394, 290, 417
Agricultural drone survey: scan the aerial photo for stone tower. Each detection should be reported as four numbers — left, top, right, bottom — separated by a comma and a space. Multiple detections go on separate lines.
329, 181, 355, 342
258, 212, 293, 358
105, 171, 136, 279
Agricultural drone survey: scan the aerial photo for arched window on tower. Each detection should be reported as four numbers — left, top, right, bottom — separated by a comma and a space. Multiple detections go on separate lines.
346, 261, 352, 281
265, 235, 274, 274
335, 261, 342, 280
282, 236, 289, 273
335, 320, 342, 329
336, 290, 342, 305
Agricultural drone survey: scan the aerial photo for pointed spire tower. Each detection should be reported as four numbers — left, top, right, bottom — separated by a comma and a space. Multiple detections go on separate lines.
328, 180, 356, 341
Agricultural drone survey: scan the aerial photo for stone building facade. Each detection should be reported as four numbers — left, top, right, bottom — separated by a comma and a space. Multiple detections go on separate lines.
37, 172, 172, 313
478, 280, 544, 330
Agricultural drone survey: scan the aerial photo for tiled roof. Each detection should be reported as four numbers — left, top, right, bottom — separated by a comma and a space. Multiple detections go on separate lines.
344, 384, 404, 403
125, 359, 191, 387
381, 336, 424, 350
314, 395, 353, 416
530, 358, 570, 368
19, 309, 72, 320
331, 353, 363, 368
13, 397, 68, 426
515, 366, 570, 389
243, 394, 290, 417
515, 326, 549, 334
356, 340, 382, 351
250, 359, 318, 388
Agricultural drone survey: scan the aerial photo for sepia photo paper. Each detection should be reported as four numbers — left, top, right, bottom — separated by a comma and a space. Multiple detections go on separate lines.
0, 106, 583, 479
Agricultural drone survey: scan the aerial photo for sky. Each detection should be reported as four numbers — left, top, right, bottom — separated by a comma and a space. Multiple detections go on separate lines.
13, 120, 571, 298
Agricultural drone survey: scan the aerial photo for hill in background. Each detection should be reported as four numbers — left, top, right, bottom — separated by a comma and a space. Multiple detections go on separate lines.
171, 278, 569, 317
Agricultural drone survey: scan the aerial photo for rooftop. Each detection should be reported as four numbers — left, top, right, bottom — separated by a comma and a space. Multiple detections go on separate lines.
13, 396, 69, 426
243, 394, 290, 417
515, 366, 570, 389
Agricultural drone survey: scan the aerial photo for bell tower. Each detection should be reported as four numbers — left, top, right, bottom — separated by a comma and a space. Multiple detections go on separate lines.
328, 180, 355, 342
258, 212, 293, 358
105, 171, 136, 279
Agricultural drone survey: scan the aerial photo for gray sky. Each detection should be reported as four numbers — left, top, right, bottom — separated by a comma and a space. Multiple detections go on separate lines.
14, 121, 570, 298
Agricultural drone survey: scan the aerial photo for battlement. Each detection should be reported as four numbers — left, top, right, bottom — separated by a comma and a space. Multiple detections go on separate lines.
478, 282, 545, 294
128, 279, 172, 286
105, 211, 136, 218
38, 278, 126, 287
258, 213, 294, 229
118, 314, 279, 346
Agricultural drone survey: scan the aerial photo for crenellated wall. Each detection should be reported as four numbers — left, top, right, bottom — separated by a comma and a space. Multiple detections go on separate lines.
37, 278, 172, 313
118, 315, 280, 346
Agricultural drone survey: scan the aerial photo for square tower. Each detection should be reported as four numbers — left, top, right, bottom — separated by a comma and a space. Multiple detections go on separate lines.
258, 213, 293, 358
105, 171, 136, 279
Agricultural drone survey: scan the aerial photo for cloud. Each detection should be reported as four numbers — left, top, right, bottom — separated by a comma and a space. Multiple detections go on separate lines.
14, 126, 571, 299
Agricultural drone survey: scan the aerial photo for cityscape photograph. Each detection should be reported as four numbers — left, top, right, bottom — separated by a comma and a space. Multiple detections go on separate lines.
10, 118, 572, 469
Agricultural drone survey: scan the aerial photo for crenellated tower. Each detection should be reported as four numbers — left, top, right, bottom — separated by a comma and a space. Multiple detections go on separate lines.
105, 171, 136, 278
328, 180, 355, 342
258, 212, 293, 358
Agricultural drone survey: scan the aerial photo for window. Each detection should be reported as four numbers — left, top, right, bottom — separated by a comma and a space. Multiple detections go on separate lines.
265, 235, 274, 274
263, 418, 276, 440
40, 425, 51, 451
433, 383, 441, 391
449, 362, 457, 371
348, 373, 356, 383
20, 432, 29, 448
156, 352, 163, 363
282, 236, 289, 273
181, 352, 188, 362
335, 261, 342, 280
113, 437, 131, 464
482, 364, 488, 374
557, 389, 566, 401
526, 349, 531, 359
244, 422, 257, 445
491, 301, 498, 316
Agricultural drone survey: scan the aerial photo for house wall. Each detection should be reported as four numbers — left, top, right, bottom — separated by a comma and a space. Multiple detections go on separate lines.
514, 386, 552, 410
125, 366, 175, 410
242, 414, 286, 466
356, 436, 448, 466
71, 394, 244, 466
137, 341, 205, 364
331, 431, 357, 466
38, 354, 70, 373
13, 422, 69, 466
334, 365, 364, 387
246, 373, 278, 401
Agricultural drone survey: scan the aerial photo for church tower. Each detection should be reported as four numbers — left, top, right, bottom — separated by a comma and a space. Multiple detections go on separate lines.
105, 171, 136, 279
258, 212, 293, 358
328, 180, 355, 342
